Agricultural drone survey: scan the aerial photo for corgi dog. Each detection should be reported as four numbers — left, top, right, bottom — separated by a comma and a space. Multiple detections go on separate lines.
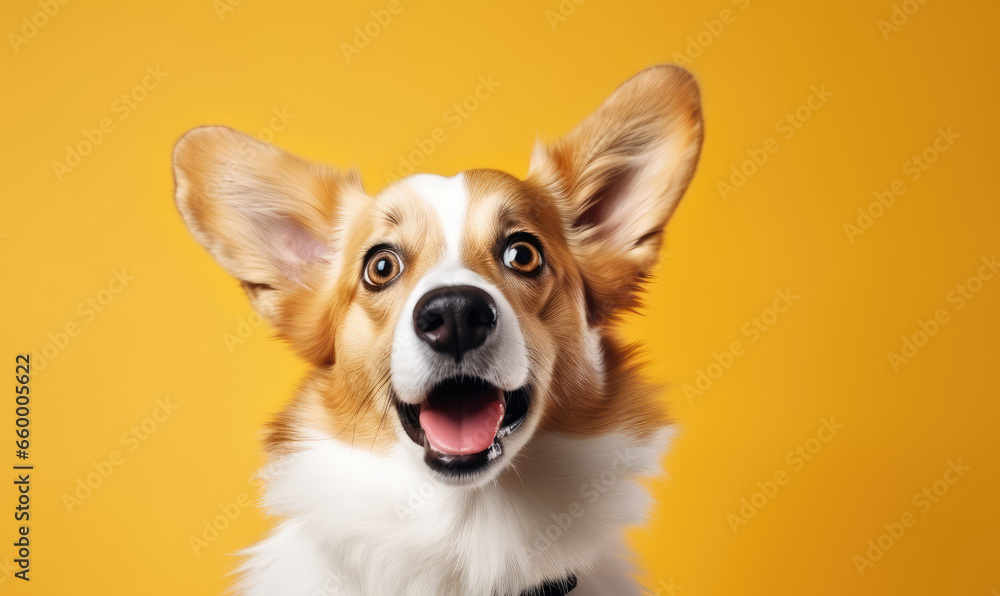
172, 64, 703, 596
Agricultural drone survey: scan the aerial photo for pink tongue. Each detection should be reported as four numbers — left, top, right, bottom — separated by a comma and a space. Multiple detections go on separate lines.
419, 384, 505, 456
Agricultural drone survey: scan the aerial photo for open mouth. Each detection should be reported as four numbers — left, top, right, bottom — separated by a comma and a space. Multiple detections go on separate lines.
395, 377, 531, 476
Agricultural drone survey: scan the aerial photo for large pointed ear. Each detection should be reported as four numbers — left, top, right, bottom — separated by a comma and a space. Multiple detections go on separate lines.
172, 126, 363, 321
527, 65, 703, 324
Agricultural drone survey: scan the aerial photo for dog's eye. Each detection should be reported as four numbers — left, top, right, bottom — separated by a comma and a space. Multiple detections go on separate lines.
502, 238, 542, 274
364, 249, 404, 287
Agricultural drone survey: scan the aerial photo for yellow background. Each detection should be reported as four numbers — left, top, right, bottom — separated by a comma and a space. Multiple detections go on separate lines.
2, 0, 998, 594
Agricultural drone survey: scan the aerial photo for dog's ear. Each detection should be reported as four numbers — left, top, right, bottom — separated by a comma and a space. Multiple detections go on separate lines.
528, 65, 703, 324
172, 126, 362, 323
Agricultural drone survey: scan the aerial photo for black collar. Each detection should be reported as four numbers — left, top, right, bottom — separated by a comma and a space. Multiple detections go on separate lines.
520, 574, 577, 596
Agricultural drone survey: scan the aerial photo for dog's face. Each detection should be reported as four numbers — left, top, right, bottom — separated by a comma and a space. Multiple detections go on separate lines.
173, 65, 702, 486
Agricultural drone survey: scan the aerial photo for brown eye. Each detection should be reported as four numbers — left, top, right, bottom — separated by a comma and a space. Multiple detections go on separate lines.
502, 239, 542, 274
364, 249, 403, 287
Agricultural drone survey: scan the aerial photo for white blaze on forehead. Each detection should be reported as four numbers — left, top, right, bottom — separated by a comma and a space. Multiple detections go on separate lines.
403, 173, 469, 262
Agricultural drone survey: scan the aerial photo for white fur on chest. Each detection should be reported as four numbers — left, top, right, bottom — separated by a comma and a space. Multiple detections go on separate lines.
236, 429, 672, 596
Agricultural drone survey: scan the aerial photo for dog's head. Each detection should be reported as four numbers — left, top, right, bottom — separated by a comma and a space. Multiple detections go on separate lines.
173, 65, 702, 485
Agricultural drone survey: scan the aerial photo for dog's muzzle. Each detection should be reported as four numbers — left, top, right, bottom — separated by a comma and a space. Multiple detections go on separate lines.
394, 283, 531, 478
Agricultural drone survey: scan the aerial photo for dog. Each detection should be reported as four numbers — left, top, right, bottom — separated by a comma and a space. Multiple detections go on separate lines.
172, 64, 703, 596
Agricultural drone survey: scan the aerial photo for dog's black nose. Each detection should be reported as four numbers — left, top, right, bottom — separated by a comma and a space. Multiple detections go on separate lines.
413, 285, 498, 362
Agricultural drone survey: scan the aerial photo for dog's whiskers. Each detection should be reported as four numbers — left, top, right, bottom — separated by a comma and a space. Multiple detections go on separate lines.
351, 371, 393, 451
369, 381, 397, 453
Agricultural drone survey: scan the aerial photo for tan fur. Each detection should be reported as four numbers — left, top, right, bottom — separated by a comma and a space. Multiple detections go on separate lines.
527, 65, 703, 325
173, 64, 702, 457
263, 184, 451, 454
